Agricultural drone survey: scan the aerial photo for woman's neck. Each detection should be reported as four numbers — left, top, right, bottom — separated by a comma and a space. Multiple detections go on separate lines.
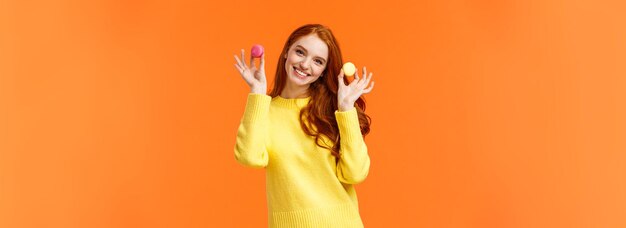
280, 83, 310, 99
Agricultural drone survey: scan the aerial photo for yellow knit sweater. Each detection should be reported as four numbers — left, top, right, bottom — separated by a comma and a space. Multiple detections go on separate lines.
234, 93, 370, 228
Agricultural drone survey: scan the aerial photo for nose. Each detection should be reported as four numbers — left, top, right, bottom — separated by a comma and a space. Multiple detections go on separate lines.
299, 59, 311, 70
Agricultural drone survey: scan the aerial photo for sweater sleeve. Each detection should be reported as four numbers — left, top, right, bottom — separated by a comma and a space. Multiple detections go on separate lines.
334, 107, 371, 184
234, 93, 272, 168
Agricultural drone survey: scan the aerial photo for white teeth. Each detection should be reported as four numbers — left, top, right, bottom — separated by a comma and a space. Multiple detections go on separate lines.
294, 67, 307, 77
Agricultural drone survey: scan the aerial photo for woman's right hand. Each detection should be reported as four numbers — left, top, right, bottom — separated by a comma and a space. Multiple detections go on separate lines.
234, 49, 267, 94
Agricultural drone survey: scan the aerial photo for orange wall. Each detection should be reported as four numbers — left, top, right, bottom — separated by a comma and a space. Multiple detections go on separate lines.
1, 0, 625, 227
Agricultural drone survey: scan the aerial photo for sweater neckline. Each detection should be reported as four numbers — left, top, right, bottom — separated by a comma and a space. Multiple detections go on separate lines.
272, 95, 311, 109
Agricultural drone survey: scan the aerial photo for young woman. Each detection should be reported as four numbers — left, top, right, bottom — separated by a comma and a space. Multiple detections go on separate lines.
233, 24, 375, 227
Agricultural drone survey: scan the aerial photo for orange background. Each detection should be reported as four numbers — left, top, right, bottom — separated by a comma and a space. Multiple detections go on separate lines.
1, 0, 625, 227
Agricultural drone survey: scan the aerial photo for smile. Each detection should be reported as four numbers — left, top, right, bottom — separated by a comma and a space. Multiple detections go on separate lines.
293, 66, 310, 78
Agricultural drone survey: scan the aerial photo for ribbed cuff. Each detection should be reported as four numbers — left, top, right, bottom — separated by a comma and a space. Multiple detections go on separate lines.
243, 93, 271, 123
335, 107, 362, 144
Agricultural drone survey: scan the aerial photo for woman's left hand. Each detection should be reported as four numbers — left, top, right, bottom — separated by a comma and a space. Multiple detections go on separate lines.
337, 66, 375, 111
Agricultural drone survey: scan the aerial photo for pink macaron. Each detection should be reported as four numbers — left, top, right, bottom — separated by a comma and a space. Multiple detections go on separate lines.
251, 44, 264, 58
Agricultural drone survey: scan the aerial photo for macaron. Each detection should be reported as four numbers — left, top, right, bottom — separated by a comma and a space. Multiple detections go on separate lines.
251, 44, 264, 58
342, 62, 356, 77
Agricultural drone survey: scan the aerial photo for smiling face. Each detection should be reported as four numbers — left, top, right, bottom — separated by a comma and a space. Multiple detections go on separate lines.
283, 34, 329, 88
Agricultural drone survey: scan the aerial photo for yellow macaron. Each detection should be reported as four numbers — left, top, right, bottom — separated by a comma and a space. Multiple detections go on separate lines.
342, 62, 356, 77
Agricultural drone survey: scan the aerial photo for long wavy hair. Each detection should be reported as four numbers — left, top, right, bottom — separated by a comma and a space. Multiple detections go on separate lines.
269, 24, 371, 159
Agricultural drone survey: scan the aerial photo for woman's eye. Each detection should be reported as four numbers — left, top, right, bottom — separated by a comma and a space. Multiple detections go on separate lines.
315, 60, 323, 65
296, 50, 304, 55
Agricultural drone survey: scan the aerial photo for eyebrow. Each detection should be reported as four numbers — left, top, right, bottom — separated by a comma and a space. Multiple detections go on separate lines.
296, 45, 327, 62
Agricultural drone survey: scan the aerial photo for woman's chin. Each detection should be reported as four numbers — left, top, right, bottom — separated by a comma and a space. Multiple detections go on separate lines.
288, 74, 312, 85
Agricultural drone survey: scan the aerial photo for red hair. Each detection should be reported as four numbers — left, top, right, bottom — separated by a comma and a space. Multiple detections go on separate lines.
269, 24, 372, 159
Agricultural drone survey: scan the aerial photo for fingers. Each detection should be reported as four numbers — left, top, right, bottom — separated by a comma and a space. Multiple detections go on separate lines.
234, 55, 243, 68
345, 71, 359, 88
363, 67, 367, 81
358, 71, 373, 89
356, 67, 367, 88
337, 69, 346, 86
250, 50, 256, 69
260, 53, 265, 71
234, 55, 247, 76
256, 53, 265, 81
362, 81, 375, 94
365, 73, 373, 87
350, 67, 367, 87
240, 49, 248, 68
